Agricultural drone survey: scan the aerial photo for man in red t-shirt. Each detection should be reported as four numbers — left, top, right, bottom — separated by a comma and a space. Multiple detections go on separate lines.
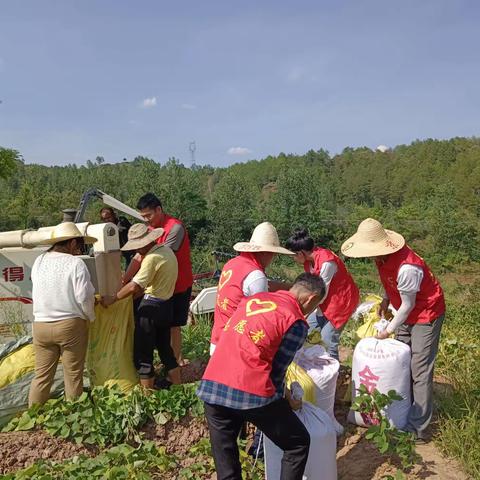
124, 193, 193, 366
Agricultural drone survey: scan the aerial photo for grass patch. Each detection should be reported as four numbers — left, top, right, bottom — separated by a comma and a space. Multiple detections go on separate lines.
433, 281, 480, 478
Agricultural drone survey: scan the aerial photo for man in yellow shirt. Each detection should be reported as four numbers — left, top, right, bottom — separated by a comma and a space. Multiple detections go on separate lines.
101, 224, 179, 389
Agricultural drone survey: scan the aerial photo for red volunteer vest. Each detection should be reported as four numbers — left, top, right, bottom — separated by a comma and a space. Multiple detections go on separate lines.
203, 290, 307, 397
304, 247, 360, 329
376, 245, 445, 325
211, 253, 265, 345
156, 214, 193, 294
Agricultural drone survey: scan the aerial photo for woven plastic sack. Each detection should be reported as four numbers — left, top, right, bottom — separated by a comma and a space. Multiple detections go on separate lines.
348, 337, 411, 429
0, 337, 65, 426
355, 294, 394, 340
0, 340, 35, 389
264, 402, 337, 480
86, 297, 138, 392
285, 362, 316, 405
293, 345, 343, 435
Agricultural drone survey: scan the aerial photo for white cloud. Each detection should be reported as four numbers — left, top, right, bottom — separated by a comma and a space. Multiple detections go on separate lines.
181, 103, 197, 110
140, 96, 157, 108
227, 147, 252, 156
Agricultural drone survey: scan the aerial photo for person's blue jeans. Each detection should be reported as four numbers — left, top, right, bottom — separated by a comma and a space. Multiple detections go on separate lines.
307, 313, 343, 361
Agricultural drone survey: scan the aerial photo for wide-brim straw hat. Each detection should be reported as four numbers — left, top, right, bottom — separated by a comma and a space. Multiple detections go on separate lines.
121, 223, 164, 251
44, 222, 97, 245
233, 222, 294, 255
341, 218, 405, 258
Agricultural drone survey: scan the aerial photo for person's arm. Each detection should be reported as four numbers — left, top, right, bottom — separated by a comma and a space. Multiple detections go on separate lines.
73, 262, 96, 321
102, 255, 157, 306
243, 270, 268, 296
384, 292, 417, 333
122, 253, 142, 284
101, 281, 144, 307
162, 223, 185, 252
270, 321, 308, 408
268, 280, 293, 292
318, 261, 337, 302
377, 265, 423, 337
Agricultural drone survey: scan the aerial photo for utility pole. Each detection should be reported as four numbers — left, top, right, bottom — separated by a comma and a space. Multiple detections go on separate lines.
189, 141, 196, 168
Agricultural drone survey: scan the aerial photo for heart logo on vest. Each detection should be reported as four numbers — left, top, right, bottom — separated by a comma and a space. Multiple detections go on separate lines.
218, 270, 232, 290
246, 298, 277, 317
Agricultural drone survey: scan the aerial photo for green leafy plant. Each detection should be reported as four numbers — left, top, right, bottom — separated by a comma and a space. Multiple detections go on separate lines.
0, 441, 177, 480
2, 383, 204, 446
182, 312, 212, 362
178, 438, 264, 480
351, 384, 419, 470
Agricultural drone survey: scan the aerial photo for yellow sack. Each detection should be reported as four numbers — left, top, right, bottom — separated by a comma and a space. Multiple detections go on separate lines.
87, 297, 139, 392
285, 362, 316, 404
0, 344, 35, 389
356, 294, 394, 340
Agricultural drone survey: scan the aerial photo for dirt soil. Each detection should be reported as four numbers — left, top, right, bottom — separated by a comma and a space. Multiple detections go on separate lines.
0, 430, 97, 474
180, 359, 207, 384
143, 414, 210, 457
0, 356, 470, 479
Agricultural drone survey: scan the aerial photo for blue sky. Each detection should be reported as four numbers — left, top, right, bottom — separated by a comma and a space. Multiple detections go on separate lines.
0, 0, 479, 167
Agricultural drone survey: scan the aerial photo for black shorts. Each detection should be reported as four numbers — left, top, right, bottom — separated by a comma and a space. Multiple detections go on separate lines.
133, 297, 177, 378
170, 287, 192, 327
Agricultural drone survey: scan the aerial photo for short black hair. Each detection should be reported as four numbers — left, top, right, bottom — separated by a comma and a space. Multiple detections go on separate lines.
293, 272, 325, 299
137, 193, 162, 211
100, 206, 115, 215
285, 228, 315, 252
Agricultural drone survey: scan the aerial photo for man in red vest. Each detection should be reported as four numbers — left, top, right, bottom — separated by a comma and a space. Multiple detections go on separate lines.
342, 218, 446, 442
211, 222, 294, 355
286, 228, 360, 360
124, 193, 193, 367
198, 273, 326, 480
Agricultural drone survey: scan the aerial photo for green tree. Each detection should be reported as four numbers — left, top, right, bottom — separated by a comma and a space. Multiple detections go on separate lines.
0, 147, 21, 179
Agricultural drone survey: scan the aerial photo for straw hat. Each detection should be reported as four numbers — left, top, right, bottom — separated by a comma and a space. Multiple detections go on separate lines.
44, 222, 97, 245
121, 223, 164, 251
233, 222, 294, 255
341, 218, 405, 258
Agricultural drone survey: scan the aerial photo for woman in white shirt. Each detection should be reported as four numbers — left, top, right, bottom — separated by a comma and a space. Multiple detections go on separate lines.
29, 222, 97, 406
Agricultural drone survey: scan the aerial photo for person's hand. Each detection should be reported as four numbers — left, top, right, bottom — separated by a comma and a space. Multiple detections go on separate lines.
375, 329, 390, 340
285, 388, 303, 411
100, 295, 116, 308
377, 298, 390, 319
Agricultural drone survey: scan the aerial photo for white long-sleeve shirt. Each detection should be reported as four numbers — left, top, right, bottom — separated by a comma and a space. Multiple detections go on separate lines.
31, 252, 96, 322
309, 260, 337, 315
385, 264, 424, 333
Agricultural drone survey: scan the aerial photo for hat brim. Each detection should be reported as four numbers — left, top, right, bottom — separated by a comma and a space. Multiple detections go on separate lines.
233, 242, 294, 255
121, 228, 164, 251
341, 229, 405, 258
43, 234, 97, 245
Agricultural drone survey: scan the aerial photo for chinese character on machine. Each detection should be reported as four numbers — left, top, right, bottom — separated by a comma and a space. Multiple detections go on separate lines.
2, 266, 25, 282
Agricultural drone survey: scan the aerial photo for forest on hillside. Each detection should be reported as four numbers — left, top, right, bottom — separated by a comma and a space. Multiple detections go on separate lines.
1, 137, 479, 269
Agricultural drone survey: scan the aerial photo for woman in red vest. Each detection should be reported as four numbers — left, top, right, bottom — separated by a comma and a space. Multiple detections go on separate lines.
286, 229, 359, 360
211, 222, 294, 355
341, 218, 446, 442
198, 273, 326, 480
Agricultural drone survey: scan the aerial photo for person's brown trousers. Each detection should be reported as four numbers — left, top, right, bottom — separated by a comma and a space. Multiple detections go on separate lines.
29, 318, 88, 406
